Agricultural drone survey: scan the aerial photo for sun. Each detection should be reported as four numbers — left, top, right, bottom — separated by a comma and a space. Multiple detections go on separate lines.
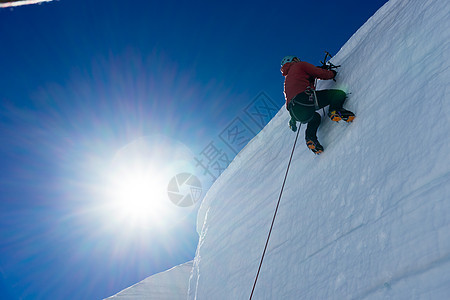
106, 158, 171, 229
100, 135, 202, 231
114, 170, 165, 221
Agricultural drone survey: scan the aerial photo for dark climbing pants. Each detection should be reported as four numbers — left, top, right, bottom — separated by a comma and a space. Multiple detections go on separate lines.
288, 89, 346, 139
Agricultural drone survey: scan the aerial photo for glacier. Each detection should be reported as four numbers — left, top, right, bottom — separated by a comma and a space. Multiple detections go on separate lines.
107, 0, 450, 298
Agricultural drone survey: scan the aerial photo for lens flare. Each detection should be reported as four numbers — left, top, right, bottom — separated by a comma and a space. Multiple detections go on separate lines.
0, 0, 54, 8
101, 135, 203, 231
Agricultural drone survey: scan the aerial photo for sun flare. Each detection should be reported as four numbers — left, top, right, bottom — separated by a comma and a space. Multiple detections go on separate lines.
107, 163, 170, 229
115, 173, 164, 218
101, 135, 202, 231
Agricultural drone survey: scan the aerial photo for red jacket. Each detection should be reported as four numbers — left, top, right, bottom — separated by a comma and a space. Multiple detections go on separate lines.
281, 61, 335, 108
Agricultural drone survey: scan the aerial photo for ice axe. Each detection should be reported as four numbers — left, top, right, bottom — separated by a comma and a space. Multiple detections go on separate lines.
319, 51, 340, 81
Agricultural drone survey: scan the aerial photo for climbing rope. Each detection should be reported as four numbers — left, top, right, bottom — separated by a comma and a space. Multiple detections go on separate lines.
249, 125, 301, 300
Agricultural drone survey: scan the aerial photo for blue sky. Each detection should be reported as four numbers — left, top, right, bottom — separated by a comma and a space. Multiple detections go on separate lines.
0, 0, 387, 299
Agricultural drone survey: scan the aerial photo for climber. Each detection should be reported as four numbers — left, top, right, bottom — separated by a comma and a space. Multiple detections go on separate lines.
281, 55, 355, 154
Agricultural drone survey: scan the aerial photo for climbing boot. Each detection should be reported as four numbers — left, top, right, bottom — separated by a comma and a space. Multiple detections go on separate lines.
328, 109, 355, 123
305, 137, 324, 155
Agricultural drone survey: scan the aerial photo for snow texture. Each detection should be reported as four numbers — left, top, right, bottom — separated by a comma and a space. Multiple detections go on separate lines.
105, 261, 193, 299
188, 0, 450, 299
109, 0, 450, 298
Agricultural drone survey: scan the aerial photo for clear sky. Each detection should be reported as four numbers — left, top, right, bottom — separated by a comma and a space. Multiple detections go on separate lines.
0, 0, 387, 299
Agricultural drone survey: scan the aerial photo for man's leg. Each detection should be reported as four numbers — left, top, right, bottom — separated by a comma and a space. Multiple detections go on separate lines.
316, 89, 355, 122
305, 112, 323, 154
305, 112, 321, 139
315, 89, 346, 110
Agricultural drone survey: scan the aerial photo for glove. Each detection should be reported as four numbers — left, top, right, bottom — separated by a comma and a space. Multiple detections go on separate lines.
317, 65, 329, 70
331, 69, 337, 78
289, 118, 297, 132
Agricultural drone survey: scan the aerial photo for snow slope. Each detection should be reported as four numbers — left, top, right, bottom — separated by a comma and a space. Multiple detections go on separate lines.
188, 0, 450, 299
106, 261, 192, 299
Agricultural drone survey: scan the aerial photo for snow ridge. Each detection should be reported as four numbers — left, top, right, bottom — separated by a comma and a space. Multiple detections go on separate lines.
188, 0, 450, 299
106, 261, 193, 299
